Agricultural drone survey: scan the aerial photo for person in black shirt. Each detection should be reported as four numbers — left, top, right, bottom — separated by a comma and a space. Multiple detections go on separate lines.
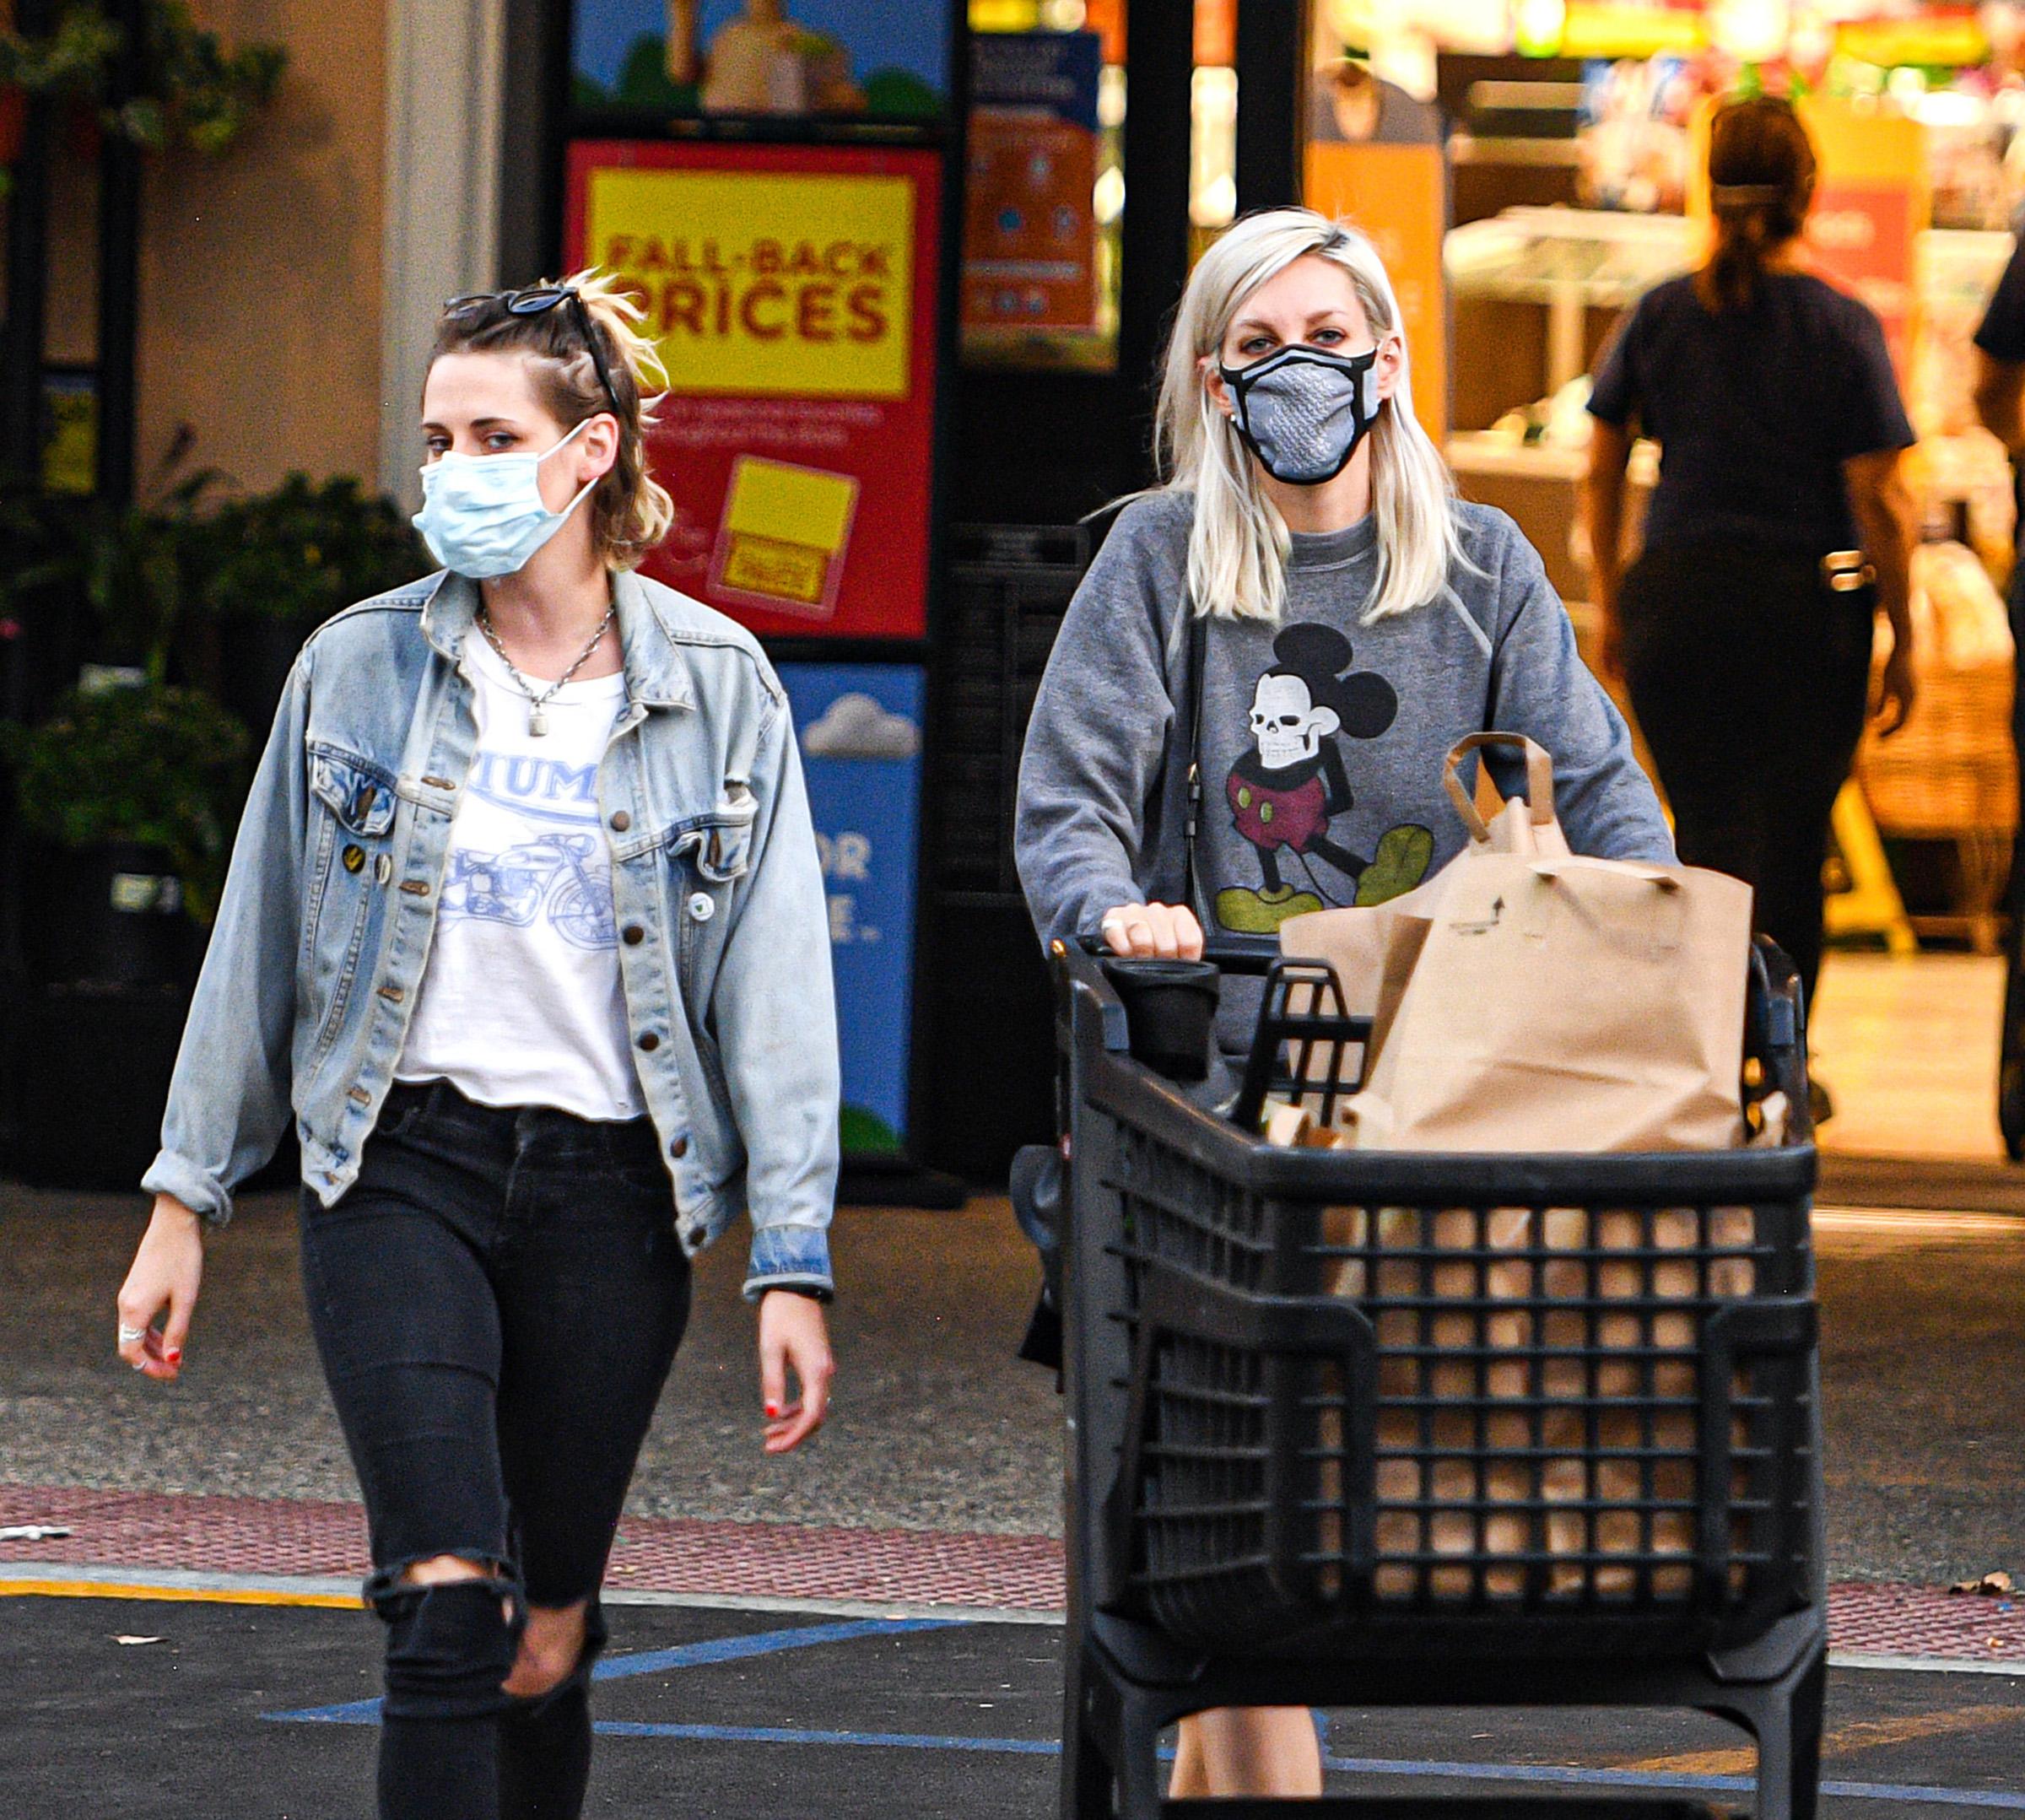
1970, 234, 2025, 1156
1583, 95, 1917, 1099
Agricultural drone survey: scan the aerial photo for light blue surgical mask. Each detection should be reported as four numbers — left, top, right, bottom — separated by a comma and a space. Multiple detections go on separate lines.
413, 419, 597, 578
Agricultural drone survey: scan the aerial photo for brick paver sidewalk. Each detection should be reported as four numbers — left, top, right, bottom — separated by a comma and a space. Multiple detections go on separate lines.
5, 1483, 2022, 1661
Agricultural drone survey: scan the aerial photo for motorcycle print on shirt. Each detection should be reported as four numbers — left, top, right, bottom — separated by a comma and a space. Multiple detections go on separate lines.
439, 833, 619, 951
437, 752, 621, 952
1214, 624, 1434, 935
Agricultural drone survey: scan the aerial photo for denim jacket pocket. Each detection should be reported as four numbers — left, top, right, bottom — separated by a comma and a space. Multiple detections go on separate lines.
304, 743, 399, 1056
672, 786, 757, 885
309, 744, 398, 839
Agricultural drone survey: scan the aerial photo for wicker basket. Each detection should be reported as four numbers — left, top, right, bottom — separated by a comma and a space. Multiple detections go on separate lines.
1856, 658, 2017, 838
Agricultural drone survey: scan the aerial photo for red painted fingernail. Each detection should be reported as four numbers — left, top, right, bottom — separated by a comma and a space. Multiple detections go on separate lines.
165, 1349, 182, 1365
765, 1403, 780, 1418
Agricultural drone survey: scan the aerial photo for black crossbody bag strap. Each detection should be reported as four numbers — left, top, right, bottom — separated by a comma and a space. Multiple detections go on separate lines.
1181, 605, 1208, 925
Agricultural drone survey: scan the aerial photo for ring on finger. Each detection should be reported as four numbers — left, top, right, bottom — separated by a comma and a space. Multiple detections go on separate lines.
117, 1324, 147, 1346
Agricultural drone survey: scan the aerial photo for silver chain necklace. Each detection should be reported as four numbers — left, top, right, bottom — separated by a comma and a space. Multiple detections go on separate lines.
474, 602, 617, 737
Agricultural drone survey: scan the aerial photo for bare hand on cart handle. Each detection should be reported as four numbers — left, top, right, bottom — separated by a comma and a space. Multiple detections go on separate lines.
1099, 902, 1205, 962
116, 1194, 204, 1382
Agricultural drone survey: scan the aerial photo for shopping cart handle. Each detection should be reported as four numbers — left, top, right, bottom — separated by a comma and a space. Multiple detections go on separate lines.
1073, 930, 1282, 975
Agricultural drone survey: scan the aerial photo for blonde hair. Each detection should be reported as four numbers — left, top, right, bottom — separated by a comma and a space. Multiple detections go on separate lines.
429, 268, 675, 570
1153, 208, 1466, 624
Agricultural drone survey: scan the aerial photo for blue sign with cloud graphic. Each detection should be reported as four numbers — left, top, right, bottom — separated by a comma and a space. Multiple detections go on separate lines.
780, 662, 924, 1153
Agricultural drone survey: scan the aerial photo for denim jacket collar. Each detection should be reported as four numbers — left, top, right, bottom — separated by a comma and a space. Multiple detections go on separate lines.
418, 567, 695, 711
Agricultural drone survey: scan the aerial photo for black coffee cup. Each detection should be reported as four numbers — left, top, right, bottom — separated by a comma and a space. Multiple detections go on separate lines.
1099, 957, 1221, 1083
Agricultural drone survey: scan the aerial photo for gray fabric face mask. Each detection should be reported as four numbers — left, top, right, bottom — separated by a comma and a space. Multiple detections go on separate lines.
1218, 343, 1380, 485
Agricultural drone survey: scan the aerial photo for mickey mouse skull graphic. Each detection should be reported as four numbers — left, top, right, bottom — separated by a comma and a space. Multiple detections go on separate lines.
1214, 623, 1434, 935
1250, 672, 1341, 770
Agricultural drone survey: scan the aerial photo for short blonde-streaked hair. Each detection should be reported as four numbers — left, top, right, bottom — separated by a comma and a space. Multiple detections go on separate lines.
428, 269, 675, 571
1154, 208, 1467, 625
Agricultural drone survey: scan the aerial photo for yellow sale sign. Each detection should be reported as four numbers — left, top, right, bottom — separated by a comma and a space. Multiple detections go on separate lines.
583, 166, 916, 399
568, 141, 941, 640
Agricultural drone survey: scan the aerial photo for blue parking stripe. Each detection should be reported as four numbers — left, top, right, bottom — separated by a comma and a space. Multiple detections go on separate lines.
272, 1700, 386, 1724
591, 1617, 963, 1681
267, 1709, 2025, 1808
262, 1616, 964, 1725
593, 1720, 1059, 1754
580, 1726, 2025, 1810
260, 1620, 2025, 1811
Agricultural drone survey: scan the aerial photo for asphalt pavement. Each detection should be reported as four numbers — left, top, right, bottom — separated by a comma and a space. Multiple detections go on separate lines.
5, 1594, 2023, 1819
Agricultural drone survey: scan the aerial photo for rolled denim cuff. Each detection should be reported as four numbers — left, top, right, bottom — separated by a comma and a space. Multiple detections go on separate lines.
139, 1149, 235, 1227
742, 1223, 834, 1304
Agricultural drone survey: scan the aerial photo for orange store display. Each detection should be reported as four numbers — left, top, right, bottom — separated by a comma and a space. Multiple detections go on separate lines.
963, 30, 1103, 338
1306, 139, 1449, 443
567, 139, 942, 640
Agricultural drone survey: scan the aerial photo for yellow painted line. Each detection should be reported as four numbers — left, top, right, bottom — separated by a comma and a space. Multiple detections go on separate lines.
1621, 1704, 2021, 1774
1815, 1207, 2025, 1240
1617, 1745, 1758, 1776
1821, 1709, 2025, 1755
0, 1577, 359, 1610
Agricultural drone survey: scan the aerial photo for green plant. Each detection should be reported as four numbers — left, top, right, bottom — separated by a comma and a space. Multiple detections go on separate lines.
0, 451, 220, 681
202, 473, 428, 627
0, 681, 248, 920
0, 8, 118, 94
0, 0, 285, 155
0, 457, 420, 920
0, 460, 420, 679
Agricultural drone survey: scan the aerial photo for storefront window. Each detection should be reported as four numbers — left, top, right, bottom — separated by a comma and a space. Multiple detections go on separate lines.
962, 0, 1125, 370
1190, 0, 1237, 262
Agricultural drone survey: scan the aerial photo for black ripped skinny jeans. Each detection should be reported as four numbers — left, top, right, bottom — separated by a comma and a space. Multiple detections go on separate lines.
299, 1079, 692, 1820
1617, 543, 1875, 1021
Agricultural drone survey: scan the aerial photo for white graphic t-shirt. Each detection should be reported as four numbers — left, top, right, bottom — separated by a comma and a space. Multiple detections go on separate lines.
397, 629, 646, 1120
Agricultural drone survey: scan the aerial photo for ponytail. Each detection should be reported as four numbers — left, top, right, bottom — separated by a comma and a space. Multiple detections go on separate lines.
1694, 99, 1816, 316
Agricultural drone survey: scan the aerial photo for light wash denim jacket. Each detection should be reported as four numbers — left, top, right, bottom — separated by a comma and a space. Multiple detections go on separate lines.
143, 567, 840, 1300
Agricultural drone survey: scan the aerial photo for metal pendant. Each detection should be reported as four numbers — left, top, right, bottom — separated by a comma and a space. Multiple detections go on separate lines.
529, 706, 549, 737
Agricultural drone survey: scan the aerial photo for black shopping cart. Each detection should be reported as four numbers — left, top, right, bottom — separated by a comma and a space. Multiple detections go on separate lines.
1050, 936, 1825, 1820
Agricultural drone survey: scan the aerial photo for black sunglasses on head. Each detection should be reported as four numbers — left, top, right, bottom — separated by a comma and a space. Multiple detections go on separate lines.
443, 286, 624, 419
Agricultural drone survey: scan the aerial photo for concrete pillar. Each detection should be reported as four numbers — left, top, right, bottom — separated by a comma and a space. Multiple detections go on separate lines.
378, 0, 506, 508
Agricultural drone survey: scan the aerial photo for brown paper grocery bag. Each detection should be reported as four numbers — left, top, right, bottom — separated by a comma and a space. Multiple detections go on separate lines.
1283, 732, 1751, 1153
1282, 734, 1569, 1058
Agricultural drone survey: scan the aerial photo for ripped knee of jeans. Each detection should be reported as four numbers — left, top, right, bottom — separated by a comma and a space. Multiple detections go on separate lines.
369, 1559, 525, 1723
505, 1596, 608, 1720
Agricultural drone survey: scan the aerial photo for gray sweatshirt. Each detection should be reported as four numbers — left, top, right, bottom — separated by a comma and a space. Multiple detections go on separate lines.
1015, 492, 1674, 1043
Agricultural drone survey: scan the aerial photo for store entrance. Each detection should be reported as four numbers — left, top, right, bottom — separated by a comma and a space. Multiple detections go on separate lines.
919, 4, 1196, 1180
918, 0, 1317, 1180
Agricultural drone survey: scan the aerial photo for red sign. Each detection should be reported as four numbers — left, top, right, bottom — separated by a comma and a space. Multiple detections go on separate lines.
567, 139, 940, 640
1804, 181, 1915, 381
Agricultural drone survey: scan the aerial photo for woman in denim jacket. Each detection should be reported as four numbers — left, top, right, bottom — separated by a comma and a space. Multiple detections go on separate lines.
113, 273, 840, 1820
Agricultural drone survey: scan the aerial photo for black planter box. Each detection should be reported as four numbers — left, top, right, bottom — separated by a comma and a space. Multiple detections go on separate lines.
19, 842, 202, 992
1, 976, 188, 1191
